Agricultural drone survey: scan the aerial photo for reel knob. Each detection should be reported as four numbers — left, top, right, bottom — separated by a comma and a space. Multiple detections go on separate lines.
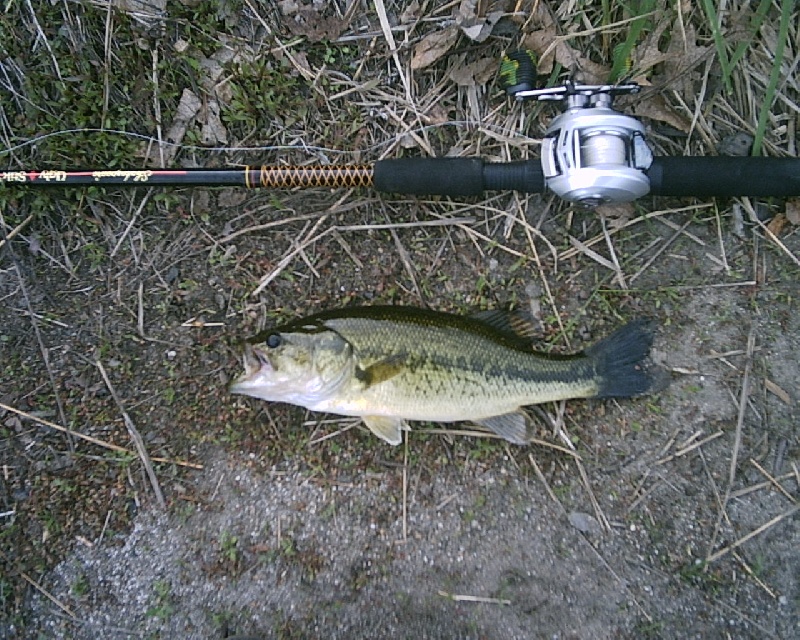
499, 50, 538, 96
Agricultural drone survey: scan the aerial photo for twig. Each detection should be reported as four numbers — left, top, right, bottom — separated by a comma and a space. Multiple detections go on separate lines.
575, 458, 610, 532
529, 454, 653, 623
402, 428, 409, 543
629, 219, 693, 283
706, 504, 800, 563
733, 551, 777, 599
0, 549, 75, 619
730, 471, 797, 499
0, 401, 201, 469
600, 215, 627, 289
0, 213, 33, 250
706, 326, 756, 562
96, 360, 166, 509
4, 248, 71, 447
251, 217, 331, 296
655, 430, 725, 465
438, 590, 511, 605
749, 458, 797, 504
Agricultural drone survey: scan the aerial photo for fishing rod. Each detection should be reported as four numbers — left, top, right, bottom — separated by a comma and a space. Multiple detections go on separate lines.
2, 52, 799, 206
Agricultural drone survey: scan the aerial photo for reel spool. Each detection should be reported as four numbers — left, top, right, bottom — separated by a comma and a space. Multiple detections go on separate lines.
500, 52, 653, 205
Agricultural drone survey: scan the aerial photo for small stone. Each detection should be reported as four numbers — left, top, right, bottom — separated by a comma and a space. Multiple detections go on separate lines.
568, 511, 601, 535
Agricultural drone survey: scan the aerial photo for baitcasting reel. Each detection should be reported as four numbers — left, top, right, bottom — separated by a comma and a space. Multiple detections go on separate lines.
500, 51, 653, 206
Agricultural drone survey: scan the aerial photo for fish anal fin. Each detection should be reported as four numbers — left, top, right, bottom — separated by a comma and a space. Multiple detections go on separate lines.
356, 354, 405, 387
363, 415, 408, 446
474, 411, 533, 445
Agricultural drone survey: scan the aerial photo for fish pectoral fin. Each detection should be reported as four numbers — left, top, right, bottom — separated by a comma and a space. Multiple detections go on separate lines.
356, 354, 405, 388
474, 411, 533, 445
362, 415, 408, 446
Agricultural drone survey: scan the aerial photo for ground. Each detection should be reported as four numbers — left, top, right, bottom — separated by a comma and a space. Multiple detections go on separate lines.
1, 1, 799, 638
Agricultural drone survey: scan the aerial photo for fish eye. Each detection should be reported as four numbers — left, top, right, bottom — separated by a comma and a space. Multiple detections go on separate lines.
266, 333, 282, 349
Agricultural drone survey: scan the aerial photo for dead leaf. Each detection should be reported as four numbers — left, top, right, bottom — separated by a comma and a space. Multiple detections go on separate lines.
411, 26, 460, 70
460, 11, 505, 43
523, 31, 609, 84
200, 100, 228, 146
278, 0, 300, 15
767, 213, 787, 237
785, 199, 800, 225
765, 378, 793, 404
282, 1, 345, 41
449, 57, 496, 86
630, 94, 691, 133
596, 202, 636, 230
400, 1, 421, 24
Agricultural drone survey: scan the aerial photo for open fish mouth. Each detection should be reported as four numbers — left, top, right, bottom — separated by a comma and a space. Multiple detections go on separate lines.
243, 343, 271, 376
231, 344, 271, 394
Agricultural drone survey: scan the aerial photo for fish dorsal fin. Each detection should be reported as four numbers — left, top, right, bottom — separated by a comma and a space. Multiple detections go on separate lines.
474, 411, 533, 445
356, 354, 405, 387
471, 309, 538, 341
362, 416, 408, 445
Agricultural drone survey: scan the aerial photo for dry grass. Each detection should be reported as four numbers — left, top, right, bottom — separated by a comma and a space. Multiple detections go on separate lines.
1, 0, 799, 636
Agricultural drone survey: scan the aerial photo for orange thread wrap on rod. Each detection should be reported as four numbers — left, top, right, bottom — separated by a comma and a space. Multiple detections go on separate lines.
245, 165, 374, 189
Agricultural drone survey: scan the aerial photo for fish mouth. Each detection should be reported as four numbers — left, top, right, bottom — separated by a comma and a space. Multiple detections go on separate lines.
230, 344, 271, 393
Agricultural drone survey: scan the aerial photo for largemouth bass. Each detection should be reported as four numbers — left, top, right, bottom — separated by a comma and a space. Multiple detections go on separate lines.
230, 306, 656, 445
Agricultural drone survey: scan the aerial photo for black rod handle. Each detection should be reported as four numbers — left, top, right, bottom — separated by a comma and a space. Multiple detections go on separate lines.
647, 157, 800, 197
373, 158, 544, 196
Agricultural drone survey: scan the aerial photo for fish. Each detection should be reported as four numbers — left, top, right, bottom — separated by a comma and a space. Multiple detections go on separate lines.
230, 306, 657, 446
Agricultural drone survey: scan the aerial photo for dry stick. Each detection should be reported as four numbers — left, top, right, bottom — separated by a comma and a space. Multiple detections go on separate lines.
749, 458, 798, 504
732, 550, 777, 599
568, 236, 616, 271
0, 401, 200, 469
629, 219, 694, 283
559, 204, 712, 261
0, 547, 74, 618
402, 430, 409, 543
655, 430, 725, 465
111, 191, 152, 258
372, 0, 411, 103
336, 217, 475, 232
437, 591, 511, 605
13, 563, 75, 619
731, 471, 797, 499
514, 196, 568, 347
220, 211, 331, 244
706, 504, 800, 564
251, 216, 330, 296
0, 213, 33, 250
575, 458, 611, 532
389, 226, 422, 301
418, 427, 582, 459
706, 326, 756, 564
744, 198, 800, 268
7, 257, 71, 447
599, 215, 627, 289
96, 360, 166, 510
529, 455, 653, 624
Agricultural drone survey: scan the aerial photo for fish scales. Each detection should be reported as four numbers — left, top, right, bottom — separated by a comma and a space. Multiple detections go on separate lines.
318, 314, 599, 418
231, 306, 656, 445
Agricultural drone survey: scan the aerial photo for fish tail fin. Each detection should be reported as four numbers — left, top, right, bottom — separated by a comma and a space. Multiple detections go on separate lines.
587, 319, 657, 398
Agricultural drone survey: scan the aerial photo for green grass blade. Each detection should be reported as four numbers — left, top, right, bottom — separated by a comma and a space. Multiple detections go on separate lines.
727, 0, 772, 74
608, 0, 656, 83
752, 0, 794, 156
700, 0, 733, 92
